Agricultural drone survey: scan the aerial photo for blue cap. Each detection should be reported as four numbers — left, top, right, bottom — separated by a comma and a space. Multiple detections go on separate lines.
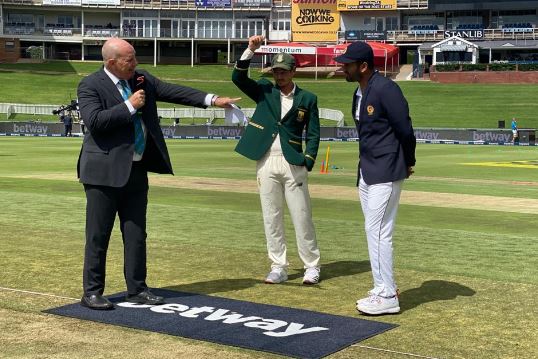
334, 41, 374, 64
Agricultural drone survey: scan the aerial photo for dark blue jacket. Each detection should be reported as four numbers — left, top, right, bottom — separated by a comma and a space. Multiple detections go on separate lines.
352, 72, 416, 185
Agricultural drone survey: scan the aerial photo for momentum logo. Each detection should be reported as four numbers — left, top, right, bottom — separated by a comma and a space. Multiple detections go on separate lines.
118, 301, 329, 337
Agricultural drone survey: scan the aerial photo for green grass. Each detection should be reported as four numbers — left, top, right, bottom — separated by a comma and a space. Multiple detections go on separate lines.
2, 61, 538, 128
0, 137, 537, 358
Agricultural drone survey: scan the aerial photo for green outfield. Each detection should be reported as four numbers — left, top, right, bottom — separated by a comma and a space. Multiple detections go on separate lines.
0, 137, 537, 359
2, 61, 538, 128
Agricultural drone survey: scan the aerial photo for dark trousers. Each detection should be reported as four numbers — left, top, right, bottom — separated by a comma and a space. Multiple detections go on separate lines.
83, 162, 149, 296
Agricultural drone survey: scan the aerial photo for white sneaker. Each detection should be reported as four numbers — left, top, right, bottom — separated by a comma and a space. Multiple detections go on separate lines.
356, 291, 376, 306
303, 267, 320, 285
356, 295, 400, 315
264, 268, 288, 284
356, 289, 400, 306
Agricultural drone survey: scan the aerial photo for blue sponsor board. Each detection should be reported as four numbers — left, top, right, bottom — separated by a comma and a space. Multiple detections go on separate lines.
234, 0, 271, 6
195, 0, 230, 7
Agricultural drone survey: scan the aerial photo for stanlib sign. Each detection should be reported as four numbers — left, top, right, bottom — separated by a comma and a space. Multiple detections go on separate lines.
444, 30, 484, 39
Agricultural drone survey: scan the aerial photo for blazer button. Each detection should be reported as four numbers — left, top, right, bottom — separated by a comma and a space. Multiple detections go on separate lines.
272, 133, 276, 138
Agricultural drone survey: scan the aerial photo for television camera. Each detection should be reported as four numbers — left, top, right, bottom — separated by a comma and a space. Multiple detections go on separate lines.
53, 100, 79, 115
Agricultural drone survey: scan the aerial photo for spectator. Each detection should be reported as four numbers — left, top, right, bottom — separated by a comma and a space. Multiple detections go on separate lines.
511, 117, 518, 144
63, 112, 73, 137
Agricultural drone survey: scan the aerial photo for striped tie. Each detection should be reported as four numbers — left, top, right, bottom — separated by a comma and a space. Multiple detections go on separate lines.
119, 80, 145, 155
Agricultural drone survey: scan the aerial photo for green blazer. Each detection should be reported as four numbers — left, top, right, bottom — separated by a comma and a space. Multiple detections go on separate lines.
232, 59, 320, 171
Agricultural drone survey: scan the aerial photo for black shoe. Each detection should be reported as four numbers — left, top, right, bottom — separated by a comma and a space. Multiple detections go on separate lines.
125, 289, 165, 305
80, 294, 115, 310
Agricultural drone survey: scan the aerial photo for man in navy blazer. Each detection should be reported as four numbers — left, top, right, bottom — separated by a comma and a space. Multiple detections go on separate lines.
335, 41, 416, 315
77, 38, 238, 310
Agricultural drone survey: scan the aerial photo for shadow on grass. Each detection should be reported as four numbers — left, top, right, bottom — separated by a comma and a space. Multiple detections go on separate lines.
399, 280, 476, 313
163, 279, 260, 295
288, 260, 371, 281
163, 261, 371, 294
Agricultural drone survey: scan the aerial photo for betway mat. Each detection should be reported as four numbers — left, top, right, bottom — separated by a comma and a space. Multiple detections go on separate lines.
44, 289, 396, 359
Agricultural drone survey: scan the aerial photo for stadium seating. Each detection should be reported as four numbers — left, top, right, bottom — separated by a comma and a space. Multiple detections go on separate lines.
456, 24, 484, 30
502, 23, 534, 33
408, 24, 439, 35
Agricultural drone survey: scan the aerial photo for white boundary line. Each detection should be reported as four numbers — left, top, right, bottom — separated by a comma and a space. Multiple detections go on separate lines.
352, 344, 443, 359
0, 286, 77, 301
1, 286, 441, 358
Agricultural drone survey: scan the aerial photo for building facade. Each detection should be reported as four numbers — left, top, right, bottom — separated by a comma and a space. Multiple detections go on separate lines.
1, 0, 538, 65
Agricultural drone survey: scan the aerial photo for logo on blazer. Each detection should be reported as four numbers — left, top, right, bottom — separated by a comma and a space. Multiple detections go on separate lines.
367, 105, 374, 115
297, 108, 306, 122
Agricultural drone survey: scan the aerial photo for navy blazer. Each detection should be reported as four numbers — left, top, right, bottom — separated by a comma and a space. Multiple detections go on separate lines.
77, 68, 208, 187
353, 72, 416, 185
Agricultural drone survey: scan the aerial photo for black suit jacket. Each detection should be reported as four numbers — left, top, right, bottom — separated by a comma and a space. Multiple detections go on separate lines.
77, 68, 208, 187
353, 71, 416, 185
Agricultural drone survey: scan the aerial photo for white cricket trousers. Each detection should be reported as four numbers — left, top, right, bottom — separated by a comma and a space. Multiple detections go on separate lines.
256, 153, 320, 270
359, 177, 403, 298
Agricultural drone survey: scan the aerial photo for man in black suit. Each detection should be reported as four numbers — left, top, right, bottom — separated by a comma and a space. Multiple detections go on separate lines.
78, 38, 238, 310
334, 42, 416, 315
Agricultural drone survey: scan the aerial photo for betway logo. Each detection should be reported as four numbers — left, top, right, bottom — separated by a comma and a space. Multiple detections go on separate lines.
414, 130, 440, 140
13, 123, 49, 134
336, 128, 358, 138
117, 302, 328, 337
208, 128, 242, 137
161, 127, 177, 137
473, 132, 511, 142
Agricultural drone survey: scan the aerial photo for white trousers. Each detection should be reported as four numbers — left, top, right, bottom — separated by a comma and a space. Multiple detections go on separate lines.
359, 177, 403, 298
256, 153, 320, 270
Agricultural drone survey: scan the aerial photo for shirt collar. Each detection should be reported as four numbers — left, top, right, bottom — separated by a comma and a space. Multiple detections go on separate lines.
280, 84, 296, 98
104, 66, 122, 86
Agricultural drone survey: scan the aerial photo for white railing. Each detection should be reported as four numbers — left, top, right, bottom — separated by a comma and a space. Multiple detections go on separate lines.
0, 103, 345, 126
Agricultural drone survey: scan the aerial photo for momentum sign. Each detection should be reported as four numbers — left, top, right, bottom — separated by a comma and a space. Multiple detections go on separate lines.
337, 0, 396, 11
291, 0, 340, 42
256, 45, 317, 54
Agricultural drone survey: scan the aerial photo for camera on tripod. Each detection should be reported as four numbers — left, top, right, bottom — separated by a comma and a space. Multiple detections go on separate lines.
53, 100, 78, 115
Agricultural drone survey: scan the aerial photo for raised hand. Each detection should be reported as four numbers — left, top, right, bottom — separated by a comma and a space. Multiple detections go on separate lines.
129, 89, 146, 110
248, 35, 265, 51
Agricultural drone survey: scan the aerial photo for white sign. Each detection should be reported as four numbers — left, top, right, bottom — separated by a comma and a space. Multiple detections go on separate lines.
82, 0, 120, 4
256, 46, 317, 55
43, 0, 81, 5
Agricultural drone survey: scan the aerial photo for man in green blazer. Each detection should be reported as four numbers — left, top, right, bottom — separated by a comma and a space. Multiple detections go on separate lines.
232, 35, 321, 285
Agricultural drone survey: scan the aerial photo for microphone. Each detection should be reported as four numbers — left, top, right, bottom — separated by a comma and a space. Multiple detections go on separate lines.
134, 74, 145, 116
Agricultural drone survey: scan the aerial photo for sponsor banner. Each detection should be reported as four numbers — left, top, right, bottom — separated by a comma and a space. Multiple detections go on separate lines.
42, 0, 81, 5
234, 0, 271, 7
81, 0, 120, 5
1, 124, 533, 145
256, 45, 317, 55
345, 30, 387, 41
291, 0, 340, 42
444, 30, 484, 39
195, 0, 231, 6
337, 0, 396, 11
